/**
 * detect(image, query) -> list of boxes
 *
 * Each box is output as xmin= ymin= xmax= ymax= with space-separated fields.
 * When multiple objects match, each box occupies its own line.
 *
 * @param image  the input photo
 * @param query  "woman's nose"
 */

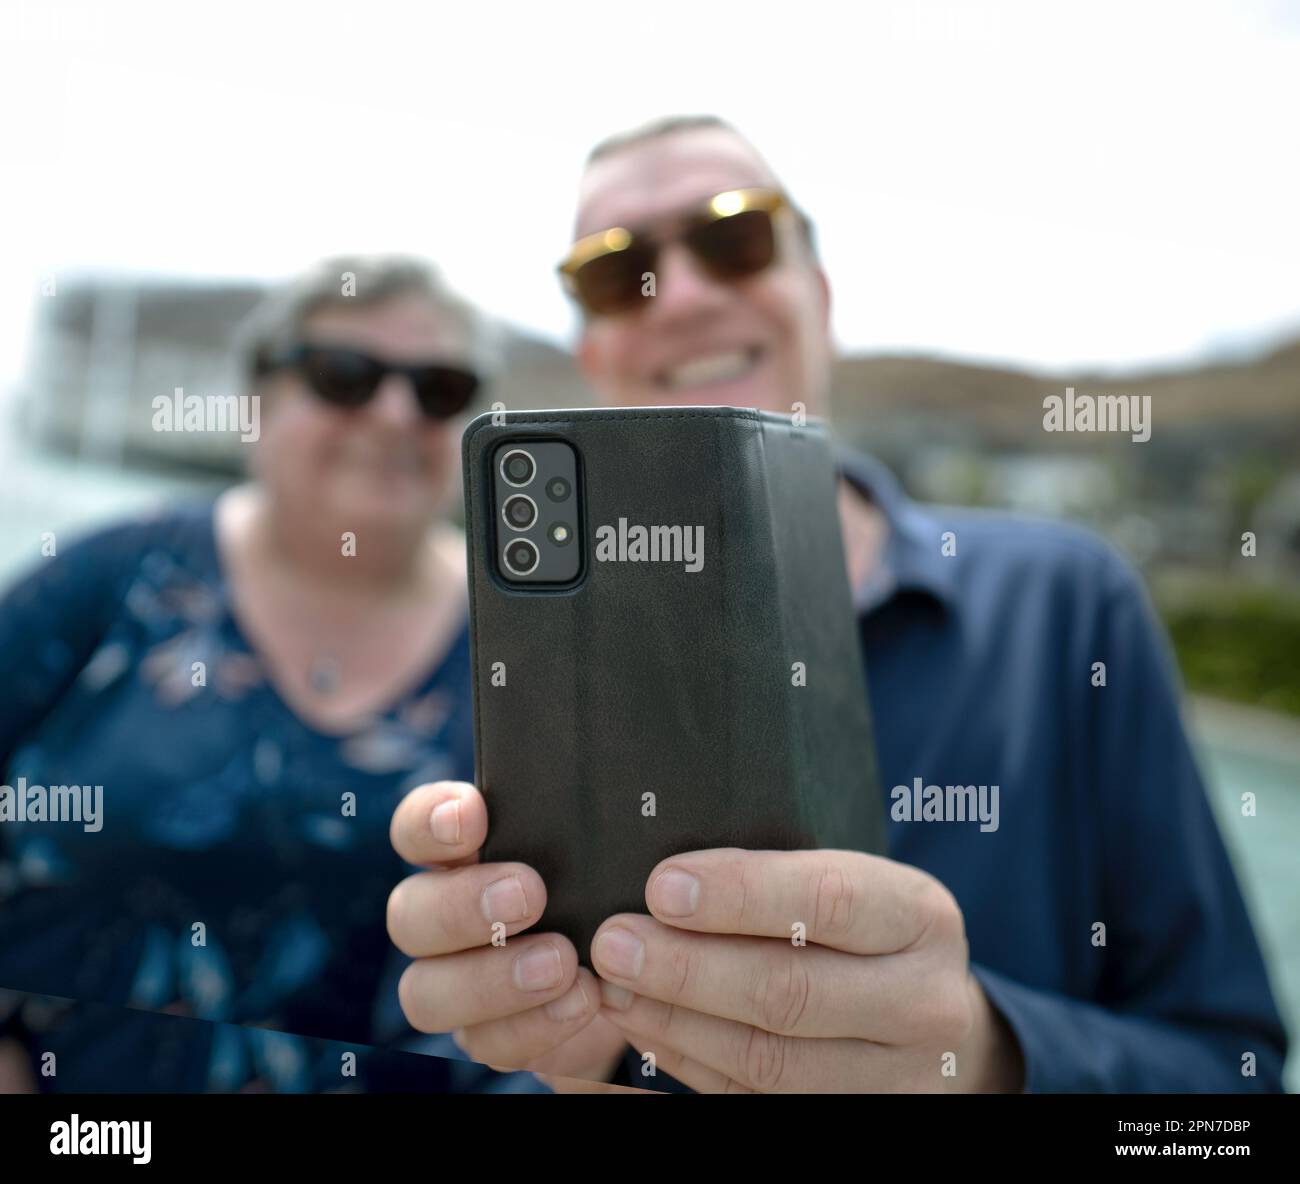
xmin=367 ymin=373 xmax=424 ymax=427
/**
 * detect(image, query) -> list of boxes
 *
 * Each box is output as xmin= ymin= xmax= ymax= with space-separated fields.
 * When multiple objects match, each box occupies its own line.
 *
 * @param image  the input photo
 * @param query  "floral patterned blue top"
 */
xmin=0 ymin=502 xmax=542 ymax=1092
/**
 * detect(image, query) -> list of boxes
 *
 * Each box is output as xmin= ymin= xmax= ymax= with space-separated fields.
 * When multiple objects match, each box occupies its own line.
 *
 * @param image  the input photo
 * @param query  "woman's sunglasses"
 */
xmin=256 ymin=343 xmax=480 ymax=420
xmin=558 ymin=187 xmax=797 ymax=317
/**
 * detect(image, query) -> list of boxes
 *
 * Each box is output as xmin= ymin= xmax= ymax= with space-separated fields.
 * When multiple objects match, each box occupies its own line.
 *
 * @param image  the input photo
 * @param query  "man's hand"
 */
xmin=387 ymin=781 xmax=627 ymax=1086
xmin=590 ymin=848 xmax=1024 ymax=1093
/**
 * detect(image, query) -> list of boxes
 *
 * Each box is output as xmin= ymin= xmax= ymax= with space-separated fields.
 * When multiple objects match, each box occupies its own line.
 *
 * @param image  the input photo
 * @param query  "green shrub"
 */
xmin=1154 ymin=576 xmax=1300 ymax=716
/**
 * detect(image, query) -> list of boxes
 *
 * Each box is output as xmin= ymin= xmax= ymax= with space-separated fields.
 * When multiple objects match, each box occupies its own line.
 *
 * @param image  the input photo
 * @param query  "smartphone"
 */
xmin=463 ymin=406 xmax=885 ymax=963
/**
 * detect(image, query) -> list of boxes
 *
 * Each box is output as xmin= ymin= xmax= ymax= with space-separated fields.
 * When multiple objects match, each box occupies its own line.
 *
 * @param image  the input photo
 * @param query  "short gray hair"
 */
xmin=585 ymin=113 xmax=740 ymax=166
xmin=584 ymin=114 xmax=818 ymax=260
xmin=235 ymin=254 xmax=500 ymax=387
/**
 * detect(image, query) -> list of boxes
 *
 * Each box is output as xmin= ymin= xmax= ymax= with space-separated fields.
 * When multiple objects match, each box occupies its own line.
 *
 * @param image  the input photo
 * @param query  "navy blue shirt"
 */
xmin=619 ymin=451 xmax=1287 ymax=1092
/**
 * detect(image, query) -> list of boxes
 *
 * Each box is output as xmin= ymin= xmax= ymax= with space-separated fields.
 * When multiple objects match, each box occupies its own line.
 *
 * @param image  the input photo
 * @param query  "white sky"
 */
xmin=2 ymin=0 xmax=1298 ymax=385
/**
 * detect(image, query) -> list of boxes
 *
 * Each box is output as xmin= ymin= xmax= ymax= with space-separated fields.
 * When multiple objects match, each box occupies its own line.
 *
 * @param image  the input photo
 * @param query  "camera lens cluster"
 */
xmin=498 ymin=449 xmax=573 ymax=577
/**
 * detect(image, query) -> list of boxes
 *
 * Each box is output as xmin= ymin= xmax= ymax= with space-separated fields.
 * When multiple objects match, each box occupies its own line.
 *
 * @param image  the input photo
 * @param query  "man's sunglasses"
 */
xmin=255 ymin=343 xmax=480 ymax=420
xmin=558 ymin=187 xmax=797 ymax=317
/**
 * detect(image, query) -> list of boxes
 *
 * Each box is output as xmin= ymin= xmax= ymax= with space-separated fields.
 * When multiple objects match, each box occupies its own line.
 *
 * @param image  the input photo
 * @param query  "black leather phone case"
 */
xmin=463 ymin=406 xmax=885 ymax=964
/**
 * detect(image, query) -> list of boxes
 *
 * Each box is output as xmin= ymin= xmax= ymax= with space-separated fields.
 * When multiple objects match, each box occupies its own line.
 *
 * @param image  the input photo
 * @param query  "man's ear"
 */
xmin=812 ymin=264 xmax=832 ymax=332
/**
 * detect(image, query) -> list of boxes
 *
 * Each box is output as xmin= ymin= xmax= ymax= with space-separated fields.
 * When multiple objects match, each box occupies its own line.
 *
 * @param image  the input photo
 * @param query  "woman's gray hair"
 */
xmin=234 ymin=254 xmax=500 ymax=388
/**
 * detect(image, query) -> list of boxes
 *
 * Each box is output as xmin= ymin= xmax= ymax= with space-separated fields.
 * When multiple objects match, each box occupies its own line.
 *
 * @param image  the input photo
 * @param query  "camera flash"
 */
xmin=550 ymin=524 xmax=569 ymax=544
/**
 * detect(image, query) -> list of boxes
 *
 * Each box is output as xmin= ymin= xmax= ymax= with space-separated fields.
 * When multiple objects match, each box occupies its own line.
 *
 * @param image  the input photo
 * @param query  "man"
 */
xmin=386 ymin=116 xmax=1287 ymax=1092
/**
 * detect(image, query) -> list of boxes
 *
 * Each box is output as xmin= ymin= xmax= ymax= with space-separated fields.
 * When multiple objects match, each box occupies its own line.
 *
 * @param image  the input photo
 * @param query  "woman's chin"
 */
xmin=324 ymin=479 xmax=440 ymax=535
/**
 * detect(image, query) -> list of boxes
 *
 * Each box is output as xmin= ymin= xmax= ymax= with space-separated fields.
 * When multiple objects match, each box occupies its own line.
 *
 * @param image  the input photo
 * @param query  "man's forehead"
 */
xmin=574 ymin=128 xmax=779 ymax=238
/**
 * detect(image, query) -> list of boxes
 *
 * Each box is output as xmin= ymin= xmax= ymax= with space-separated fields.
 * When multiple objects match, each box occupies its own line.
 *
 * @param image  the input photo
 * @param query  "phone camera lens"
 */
xmin=501 ymin=449 xmax=535 ymax=487
xmin=545 ymin=477 xmax=571 ymax=502
xmin=502 ymin=494 xmax=537 ymax=532
xmin=503 ymin=538 xmax=540 ymax=576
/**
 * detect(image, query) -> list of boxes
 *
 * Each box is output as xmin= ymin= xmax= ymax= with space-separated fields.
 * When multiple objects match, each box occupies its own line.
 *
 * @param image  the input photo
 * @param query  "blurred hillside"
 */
xmin=834 ymin=341 xmax=1300 ymax=439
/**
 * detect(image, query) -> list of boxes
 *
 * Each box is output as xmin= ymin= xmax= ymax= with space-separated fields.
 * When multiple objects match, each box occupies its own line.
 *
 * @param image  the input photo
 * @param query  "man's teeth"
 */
xmin=664 ymin=350 xmax=756 ymax=389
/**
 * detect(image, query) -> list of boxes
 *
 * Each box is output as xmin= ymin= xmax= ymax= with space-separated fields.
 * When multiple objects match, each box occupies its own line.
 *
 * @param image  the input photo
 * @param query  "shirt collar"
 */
xmin=832 ymin=445 xmax=958 ymax=617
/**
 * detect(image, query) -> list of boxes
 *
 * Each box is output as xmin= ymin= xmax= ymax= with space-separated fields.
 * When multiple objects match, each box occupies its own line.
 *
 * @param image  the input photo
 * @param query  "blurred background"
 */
xmin=0 ymin=0 xmax=1296 ymax=1087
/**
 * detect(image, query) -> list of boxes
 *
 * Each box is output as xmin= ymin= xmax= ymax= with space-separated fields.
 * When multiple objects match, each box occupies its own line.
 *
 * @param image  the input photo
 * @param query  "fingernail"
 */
xmin=545 ymin=980 xmax=589 ymax=1022
xmin=594 ymin=927 xmax=645 ymax=980
xmin=481 ymin=875 xmax=528 ymax=924
xmin=431 ymin=799 xmax=461 ymax=844
xmin=599 ymin=980 xmax=635 ymax=1011
xmin=652 ymin=868 xmax=700 ymax=917
xmin=513 ymin=944 xmax=564 ymax=992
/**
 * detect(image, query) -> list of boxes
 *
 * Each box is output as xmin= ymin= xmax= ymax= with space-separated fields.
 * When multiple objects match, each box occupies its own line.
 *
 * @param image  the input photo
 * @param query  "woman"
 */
xmin=0 ymin=256 xmax=538 ymax=1092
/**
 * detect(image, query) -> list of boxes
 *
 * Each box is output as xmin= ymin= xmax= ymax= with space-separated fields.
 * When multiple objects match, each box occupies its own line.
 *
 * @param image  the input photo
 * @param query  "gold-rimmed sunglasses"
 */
xmin=558 ymin=187 xmax=797 ymax=317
